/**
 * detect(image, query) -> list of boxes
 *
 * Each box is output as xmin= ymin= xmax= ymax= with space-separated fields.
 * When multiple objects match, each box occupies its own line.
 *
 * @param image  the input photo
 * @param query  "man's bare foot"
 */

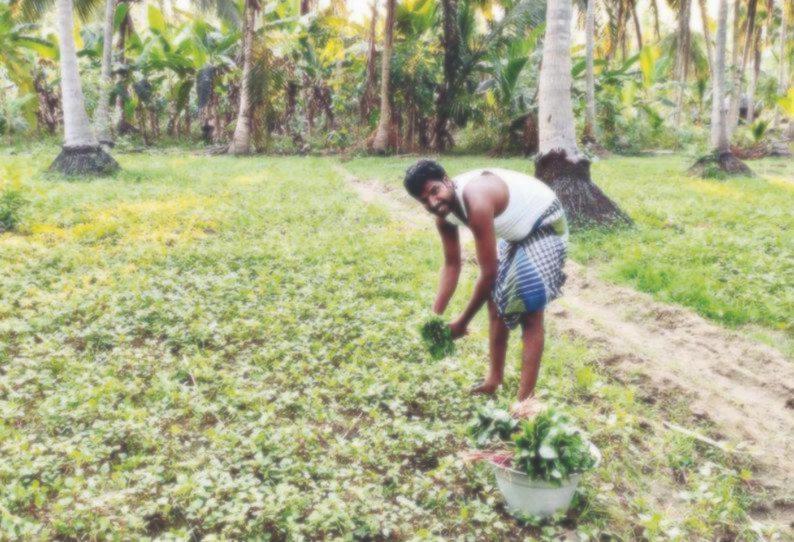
xmin=469 ymin=379 xmax=501 ymax=395
xmin=510 ymin=396 xmax=545 ymax=419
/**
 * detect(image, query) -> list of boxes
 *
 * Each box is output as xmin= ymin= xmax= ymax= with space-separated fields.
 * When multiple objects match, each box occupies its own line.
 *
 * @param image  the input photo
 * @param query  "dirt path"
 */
xmin=336 ymin=165 xmax=794 ymax=525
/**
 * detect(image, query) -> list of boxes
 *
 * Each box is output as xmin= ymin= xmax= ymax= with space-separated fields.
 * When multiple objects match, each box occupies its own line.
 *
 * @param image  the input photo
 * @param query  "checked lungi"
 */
xmin=492 ymin=200 xmax=568 ymax=328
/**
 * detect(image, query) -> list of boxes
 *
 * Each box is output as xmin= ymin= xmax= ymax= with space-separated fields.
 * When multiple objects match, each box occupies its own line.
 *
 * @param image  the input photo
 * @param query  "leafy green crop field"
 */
xmin=344 ymin=154 xmax=794 ymax=352
xmin=0 ymin=149 xmax=783 ymax=539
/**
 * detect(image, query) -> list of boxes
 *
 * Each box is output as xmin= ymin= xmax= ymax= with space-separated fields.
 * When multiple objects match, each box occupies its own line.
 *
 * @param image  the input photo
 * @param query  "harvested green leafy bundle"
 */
xmin=512 ymin=408 xmax=596 ymax=484
xmin=420 ymin=317 xmax=455 ymax=360
xmin=469 ymin=405 xmax=519 ymax=448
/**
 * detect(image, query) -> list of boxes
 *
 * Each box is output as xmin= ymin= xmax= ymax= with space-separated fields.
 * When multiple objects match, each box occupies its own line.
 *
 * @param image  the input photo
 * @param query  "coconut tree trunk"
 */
xmin=615 ymin=0 xmax=626 ymax=60
xmin=115 ymin=13 xmax=135 ymax=135
xmin=650 ymin=0 xmax=661 ymax=41
xmin=728 ymin=0 xmax=757 ymax=134
xmin=630 ymin=0 xmax=642 ymax=51
xmin=433 ymin=0 xmax=461 ymax=151
xmin=371 ymin=0 xmax=395 ymax=153
xmin=360 ymin=0 xmax=378 ymax=121
xmin=712 ymin=0 xmax=730 ymax=152
xmin=726 ymin=0 xmax=741 ymax=130
xmin=228 ymin=0 xmax=256 ymax=155
xmin=93 ymin=0 xmax=115 ymax=146
xmin=50 ymin=0 xmax=118 ymax=174
xmin=772 ymin=0 xmax=788 ymax=130
xmin=698 ymin=0 xmax=715 ymax=75
xmin=584 ymin=0 xmax=597 ymax=143
xmin=674 ymin=0 xmax=692 ymax=125
xmin=746 ymin=24 xmax=762 ymax=122
xmin=535 ymin=0 xmax=629 ymax=228
xmin=689 ymin=0 xmax=751 ymax=175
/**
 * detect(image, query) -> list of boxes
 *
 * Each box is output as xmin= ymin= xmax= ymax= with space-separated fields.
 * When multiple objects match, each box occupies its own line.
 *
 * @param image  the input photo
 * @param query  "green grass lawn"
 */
xmin=343 ymin=154 xmax=794 ymax=350
xmin=0 ymin=148 xmax=784 ymax=539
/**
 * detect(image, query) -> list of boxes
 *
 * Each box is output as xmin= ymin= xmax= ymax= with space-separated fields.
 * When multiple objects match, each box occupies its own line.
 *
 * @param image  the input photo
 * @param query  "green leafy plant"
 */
xmin=468 ymin=404 xmax=519 ymax=448
xmin=420 ymin=316 xmax=455 ymax=360
xmin=0 ymin=186 xmax=26 ymax=232
xmin=750 ymin=120 xmax=769 ymax=143
xmin=512 ymin=408 xmax=597 ymax=484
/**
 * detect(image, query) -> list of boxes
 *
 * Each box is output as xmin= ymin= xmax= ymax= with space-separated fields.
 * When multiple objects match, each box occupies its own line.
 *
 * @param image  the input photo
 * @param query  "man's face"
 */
xmin=417 ymin=178 xmax=455 ymax=217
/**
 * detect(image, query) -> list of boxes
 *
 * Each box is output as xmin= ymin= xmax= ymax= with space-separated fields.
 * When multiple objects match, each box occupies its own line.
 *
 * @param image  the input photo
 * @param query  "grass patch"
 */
xmin=0 ymin=148 xmax=780 ymax=539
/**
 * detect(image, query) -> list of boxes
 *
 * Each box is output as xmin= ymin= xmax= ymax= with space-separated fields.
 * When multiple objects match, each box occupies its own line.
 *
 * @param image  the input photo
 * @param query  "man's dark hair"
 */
xmin=403 ymin=159 xmax=446 ymax=197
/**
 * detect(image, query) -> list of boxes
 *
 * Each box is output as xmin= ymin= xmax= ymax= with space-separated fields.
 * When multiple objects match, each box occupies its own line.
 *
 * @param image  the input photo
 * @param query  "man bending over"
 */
xmin=404 ymin=160 xmax=568 ymax=412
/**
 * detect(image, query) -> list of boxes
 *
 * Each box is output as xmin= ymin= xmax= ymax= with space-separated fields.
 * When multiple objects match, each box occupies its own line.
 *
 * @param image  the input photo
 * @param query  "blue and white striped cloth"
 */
xmin=492 ymin=200 xmax=568 ymax=328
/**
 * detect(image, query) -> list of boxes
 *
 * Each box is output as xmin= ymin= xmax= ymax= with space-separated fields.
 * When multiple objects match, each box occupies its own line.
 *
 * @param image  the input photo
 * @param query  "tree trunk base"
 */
xmin=117 ymin=119 xmax=137 ymax=135
xmin=688 ymin=151 xmax=753 ymax=178
xmin=535 ymin=149 xmax=631 ymax=229
xmin=366 ymin=123 xmax=399 ymax=155
xmin=49 ymin=146 xmax=119 ymax=176
xmin=227 ymin=143 xmax=252 ymax=156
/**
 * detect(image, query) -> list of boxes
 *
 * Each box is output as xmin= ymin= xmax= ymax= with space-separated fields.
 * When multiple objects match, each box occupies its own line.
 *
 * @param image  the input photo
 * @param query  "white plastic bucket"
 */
xmin=491 ymin=463 xmax=581 ymax=518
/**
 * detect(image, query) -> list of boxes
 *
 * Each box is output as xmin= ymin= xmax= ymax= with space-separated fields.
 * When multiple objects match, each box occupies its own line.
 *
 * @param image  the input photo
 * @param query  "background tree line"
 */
xmin=0 ymin=0 xmax=791 ymax=167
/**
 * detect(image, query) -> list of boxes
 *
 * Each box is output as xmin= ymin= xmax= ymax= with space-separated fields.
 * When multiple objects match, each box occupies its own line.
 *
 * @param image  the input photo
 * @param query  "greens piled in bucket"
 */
xmin=512 ymin=409 xmax=597 ymax=483
xmin=469 ymin=405 xmax=519 ymax=447
xmin=468 ymin=406 xmax=597 ymax=485
xmin=420 ymin=317 xmax=455 ymax=360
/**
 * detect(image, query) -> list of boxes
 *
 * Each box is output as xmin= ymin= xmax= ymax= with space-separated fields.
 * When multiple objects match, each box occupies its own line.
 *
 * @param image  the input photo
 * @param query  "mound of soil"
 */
xmin=688 ymin=151 xmax=753 ymax=177
xmin=535 ymin=149 xmax=631 ymax=229
xmin=49 ymin=145 xmax=119 ymax=175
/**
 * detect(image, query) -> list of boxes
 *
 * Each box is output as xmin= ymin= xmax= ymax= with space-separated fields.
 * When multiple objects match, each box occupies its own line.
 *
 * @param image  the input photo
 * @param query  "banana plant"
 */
xmin=111 ymin=5 xmax=239 ymax=141
xmin=0 ymin=2 xmax=57 ymax=128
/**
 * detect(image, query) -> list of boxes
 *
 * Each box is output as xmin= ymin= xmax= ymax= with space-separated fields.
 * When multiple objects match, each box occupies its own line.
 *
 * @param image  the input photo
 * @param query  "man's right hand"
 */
xmin=449 ymin=318 xmax=468 ymax=339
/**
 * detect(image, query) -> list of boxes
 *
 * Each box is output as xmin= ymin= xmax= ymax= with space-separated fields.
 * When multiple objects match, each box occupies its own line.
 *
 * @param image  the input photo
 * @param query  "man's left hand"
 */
xmin=449 ymin=318 xmax=468 ymax=339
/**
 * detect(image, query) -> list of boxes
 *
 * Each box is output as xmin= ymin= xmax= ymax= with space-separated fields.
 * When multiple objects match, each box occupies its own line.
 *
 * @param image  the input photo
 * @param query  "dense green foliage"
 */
xmin=420 ymin=316 xmax=456 ymax=360
xmin=468 ymin=404 xmax=519 ymax=448
xmin=0 ymin=185 xmax=26 ymax=232
xmin=0 ymin=148 xmax=784 ymax=539
xmin=511 ymin=409 xmax=597 ymax=484
xmin=1 ymin=0 xmax=791 ymax=154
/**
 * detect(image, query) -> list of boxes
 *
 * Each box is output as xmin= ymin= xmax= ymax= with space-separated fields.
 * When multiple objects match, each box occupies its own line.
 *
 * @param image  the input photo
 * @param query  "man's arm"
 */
xmin=433 ymin=217 xmax=461 ymax=314
xmin=450 ymin=194 xmax=497 ymax=337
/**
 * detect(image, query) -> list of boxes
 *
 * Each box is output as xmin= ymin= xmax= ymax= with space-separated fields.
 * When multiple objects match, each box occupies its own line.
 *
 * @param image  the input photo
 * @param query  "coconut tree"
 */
xmin=673 ymin=0 xmax=692 ymax=125
xmin=50 ymin=0 xmax=118 ymax=174
xmin=432 ymin=0 xmax=546 ymax=151
xmin=93 ymin=0 xmax=114 ymax=145
xmin=370 ymin=0 xmax=395 ymax=153
xmin=583 ymin=0 xmax=597 ymax=144
xmin=359 ymin=0 xmax=378 ymax=121
xmin=433 ymin=0 xmax=461 ymax=151
xmin=650 ymin=0 xmax=661 ymax=41
xmin=689 ymin=0 xmax=751 ymax=175
xmin=227 ymin=0 xmax=258 ymax=155
xmin=772 ymin=0 xmax=789 ymax=130
xmin=534 ymin=0 xmax=628 ymax=227
xmin=698 ymin=0 xmax=714 ymax=74
xmin=727 ymin=0 xmax=757 ymax=134
xmin=629 ymin=0 xmax=642 ymax=50
xmin=745 ymin=22 xmax=762 ymax=122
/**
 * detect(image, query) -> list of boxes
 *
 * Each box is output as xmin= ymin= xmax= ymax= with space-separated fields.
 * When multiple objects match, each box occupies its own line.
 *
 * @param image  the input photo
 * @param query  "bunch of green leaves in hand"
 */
xmin=468 ymin=405 xmax=519 ymax=448
xmin=420 ymin=316 xmax=456 ymax=360
xmin=512 ymin=408 xmax=596 ymax=484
